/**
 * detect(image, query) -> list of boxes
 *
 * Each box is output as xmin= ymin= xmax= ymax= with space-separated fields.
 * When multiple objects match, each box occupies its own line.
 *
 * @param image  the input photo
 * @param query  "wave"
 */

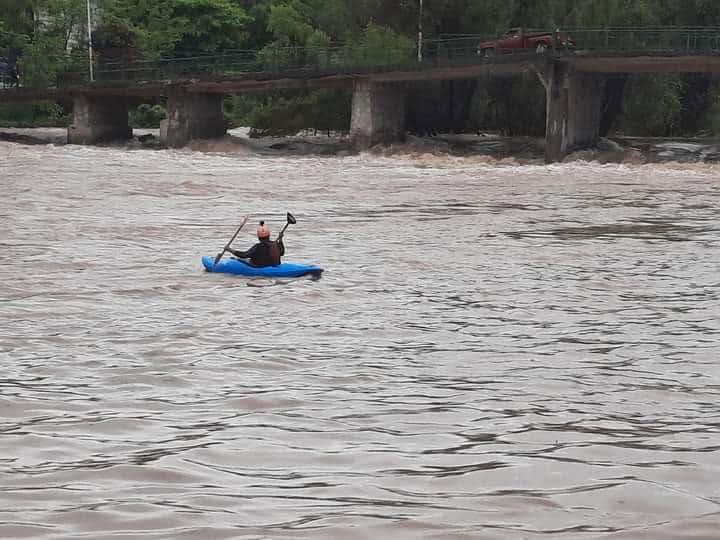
xmin=3 ymin=127 xmax=720 ymax=168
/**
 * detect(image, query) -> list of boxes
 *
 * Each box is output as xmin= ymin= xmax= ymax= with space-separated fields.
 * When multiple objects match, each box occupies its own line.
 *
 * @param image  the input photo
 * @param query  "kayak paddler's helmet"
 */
xmin=257 ymin=221 xmax=271 ymax=240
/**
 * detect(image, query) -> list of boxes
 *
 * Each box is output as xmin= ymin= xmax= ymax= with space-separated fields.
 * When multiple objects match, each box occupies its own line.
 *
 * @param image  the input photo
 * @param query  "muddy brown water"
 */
xmin=1 ymin=140 xmax=719 ymax=539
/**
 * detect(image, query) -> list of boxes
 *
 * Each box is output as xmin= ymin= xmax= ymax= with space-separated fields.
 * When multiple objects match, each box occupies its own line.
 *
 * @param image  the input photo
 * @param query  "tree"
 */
xmin=267 ymin=2 xmax=315 ymax=46
xmin=99 ymin=0 xmax=252 ymax=57
xmin=346 ymin=24 xmax=415 ymax=66
xmin=42 ymin=0 xmax=87 ymax=50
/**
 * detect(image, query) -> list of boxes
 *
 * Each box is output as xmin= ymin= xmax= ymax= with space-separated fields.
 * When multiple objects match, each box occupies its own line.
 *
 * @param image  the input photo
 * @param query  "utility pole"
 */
xmin=417 ymin=0 xmax=424 ymax=62
xmin=86 ymin=0 xmax=94 ymax=81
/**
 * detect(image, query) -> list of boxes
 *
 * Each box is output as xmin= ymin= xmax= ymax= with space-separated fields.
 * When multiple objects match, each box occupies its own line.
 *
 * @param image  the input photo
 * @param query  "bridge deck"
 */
xmin=0 ymin=53 xmax=544 ymax=101
xmin=3 ymin=48 xmax=720 ymax=102
xmin=566 ymin=53 xmax=720 ymax=73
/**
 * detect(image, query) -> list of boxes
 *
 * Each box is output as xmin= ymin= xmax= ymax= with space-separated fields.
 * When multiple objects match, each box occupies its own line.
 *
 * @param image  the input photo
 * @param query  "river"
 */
xmin=1 ymin=138 xmax=719 ymax=539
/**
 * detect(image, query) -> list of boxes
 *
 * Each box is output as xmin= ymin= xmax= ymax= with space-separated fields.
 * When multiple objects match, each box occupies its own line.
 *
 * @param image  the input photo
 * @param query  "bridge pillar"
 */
xmin=161 ymin=91 xmax=226 ymax=148
xmin=545 ymin=63 xmax=605 ymax=163
xmin=350 ymin=80 xmax=406 ymax=149
xmin=68 ymin=95 xmax=132 ymax=145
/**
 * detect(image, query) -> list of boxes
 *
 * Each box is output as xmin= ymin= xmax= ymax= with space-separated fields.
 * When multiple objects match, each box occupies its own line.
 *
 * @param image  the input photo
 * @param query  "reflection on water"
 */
xmin=1 ymin=141 xmax=719 ymax=539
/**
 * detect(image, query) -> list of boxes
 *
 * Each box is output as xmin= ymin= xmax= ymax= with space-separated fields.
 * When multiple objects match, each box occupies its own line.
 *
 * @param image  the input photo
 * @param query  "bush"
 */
xmin=616 ymin=75 xmax=684 ymax=136
xmin=227 ymin=90 xmax=350 ymax=137
xmin=224 ymin=95 xmax=256 ymax=128
xmin=129 ymin=104 xmax=166 ymax=128
xmin=345 ymin=24 xmax=415 ymax=67
xmin=0 ymin=101 xmax=69 ymax=127
xmin=696 ymin=83 xmax=720 ymax=136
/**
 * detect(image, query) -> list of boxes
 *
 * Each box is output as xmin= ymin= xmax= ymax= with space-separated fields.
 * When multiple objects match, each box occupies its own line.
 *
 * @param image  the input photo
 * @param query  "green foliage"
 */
xmin=100 ymin=0 xmax=251 ymax=57
xmin=42 ymin=0 xmax=88 ymax=49
xmin=346 ymin=24 xmax=415 ymax=67
xmin=305 ymin=30 xmax=333 ymax=66
xmin=173 ymin=0 xmax=251 ymax=51
xmin=267 ymin=2 xmax=314 ymax=45
xmin=224 ymin=94 xmax=256 ymax=127
xmin=705 ymin=97 xmax=720 ymax=136
xmin=129 ymin=103 xmax=167 ymax=128
xmin=227 ymin=89 xmax=350 ymax=136
xmin=18 ymin=37 xmax=63 ymax=88
xmin=0 ymin=20 xmax=28 ymax=59
xmin=0 ymin=101 xmax=68 ymax=127
xmin=0 ymin=0 xmax=34 ymax=41
xmin=617 ymin=75 xmax=685 ymax=136
xmin=568 ymin=0 xmax=659 ymax=27
xmin=256 ymin=42 xmax=293 ymax=69
xmin=4 ymin=0 xmax=720 ymax=136
xmin=306 ymin=29 xmax=331 ymax=50
xmin=470 ymin=75 xmax=547 ymax=136
xmin=258 ymin=2 xmax=334 ymax=69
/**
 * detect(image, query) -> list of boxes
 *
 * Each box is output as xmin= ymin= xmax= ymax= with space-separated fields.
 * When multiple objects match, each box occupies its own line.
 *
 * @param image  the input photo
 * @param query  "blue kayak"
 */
xmin=202 ymin=256 xmax=323 ymax=278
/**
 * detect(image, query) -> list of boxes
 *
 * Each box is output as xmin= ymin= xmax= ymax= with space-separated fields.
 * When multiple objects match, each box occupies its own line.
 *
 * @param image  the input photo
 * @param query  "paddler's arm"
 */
xmin=227 ymin=245 xmax=255 ymax=259
xmin=277 ymin=239 xmax=285 ymax=256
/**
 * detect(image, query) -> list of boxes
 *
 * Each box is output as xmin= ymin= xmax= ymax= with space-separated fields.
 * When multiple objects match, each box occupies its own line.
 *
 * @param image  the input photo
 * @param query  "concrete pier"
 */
xmin=161 ymin=92 xmax=226 ymax=148
xmin=68 ymin=95 xmax=132 ymax=144
xmin=544 ymin=63 xmax=605 ymax=163
xmin=350 ymin=80 xmax=406 ymax=149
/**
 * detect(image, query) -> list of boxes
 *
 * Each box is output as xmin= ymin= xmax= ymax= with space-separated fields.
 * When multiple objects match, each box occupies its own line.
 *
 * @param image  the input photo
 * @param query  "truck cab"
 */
xmin=478 ymin=28 xmax=573 ymax=57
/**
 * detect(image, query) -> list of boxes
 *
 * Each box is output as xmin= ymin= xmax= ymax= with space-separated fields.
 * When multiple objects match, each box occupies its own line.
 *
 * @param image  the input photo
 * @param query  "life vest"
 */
xmin=250 ymin=240 xmax=281 ymax=267
xmin=267 ymin=241 xmax=281 ymax=266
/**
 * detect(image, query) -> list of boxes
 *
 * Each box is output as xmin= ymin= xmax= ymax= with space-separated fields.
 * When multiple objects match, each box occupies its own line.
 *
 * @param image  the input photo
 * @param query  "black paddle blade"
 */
xmin=212 ymin=251 xmax=224 ymax=267
xmin=286 ymin=212 xmax=297 ymax=225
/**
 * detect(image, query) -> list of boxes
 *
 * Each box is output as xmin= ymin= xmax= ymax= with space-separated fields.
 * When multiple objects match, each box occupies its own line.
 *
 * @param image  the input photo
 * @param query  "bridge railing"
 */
xmin=6 ymin=27 xmax=720 ymax=91
xmin=94 ymin=46 xmax=369 ymax=82
xmin=93 ymin=43 xmax=437 ymax=83
xmin=434 ymin=28 xmax=720 ymax=54
xmin=90 ymin=37 xmax=540 ymax=85
xmin=560 ymin=27 xmax=720 ymax=53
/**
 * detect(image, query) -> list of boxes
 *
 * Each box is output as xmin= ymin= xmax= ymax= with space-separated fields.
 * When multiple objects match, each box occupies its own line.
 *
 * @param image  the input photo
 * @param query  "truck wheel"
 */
xmin=536 ymin=43 xmax=548 ymax=54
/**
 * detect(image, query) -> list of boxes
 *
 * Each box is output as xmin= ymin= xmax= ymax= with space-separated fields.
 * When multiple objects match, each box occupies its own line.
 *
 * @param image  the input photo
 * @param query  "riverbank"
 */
xmin=2 ymin=126 xmax=720 ymax=164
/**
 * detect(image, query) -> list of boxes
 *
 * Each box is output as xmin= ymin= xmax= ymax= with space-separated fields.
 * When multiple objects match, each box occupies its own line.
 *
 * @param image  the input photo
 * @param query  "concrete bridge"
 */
xmin=3 ymin=28 xmax=720 ymax=162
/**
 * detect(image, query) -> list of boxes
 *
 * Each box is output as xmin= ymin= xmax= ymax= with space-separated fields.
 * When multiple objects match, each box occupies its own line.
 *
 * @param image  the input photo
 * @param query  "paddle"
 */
xmin=277 ymin=212 xmax=297 ymax=241
xmin=213 ymin=216 xmax=249 ymax=267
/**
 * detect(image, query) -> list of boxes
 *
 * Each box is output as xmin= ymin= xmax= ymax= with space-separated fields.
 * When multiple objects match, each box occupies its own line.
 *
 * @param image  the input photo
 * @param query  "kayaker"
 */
xmin=226 ymin=221 xmax=285 ymax=267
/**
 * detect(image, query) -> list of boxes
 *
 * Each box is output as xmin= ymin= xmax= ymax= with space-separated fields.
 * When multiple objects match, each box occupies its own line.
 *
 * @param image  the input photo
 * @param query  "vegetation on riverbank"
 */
xmin=0 ymin=102 xmax=69 ymax=128
xmin=3 ymin=0 xmax=720 ymax=136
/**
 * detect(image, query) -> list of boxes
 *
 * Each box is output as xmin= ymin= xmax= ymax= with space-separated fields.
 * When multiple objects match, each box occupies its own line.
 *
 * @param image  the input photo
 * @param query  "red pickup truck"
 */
xmin=477 ymin=28 xmax=574 ymax=57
